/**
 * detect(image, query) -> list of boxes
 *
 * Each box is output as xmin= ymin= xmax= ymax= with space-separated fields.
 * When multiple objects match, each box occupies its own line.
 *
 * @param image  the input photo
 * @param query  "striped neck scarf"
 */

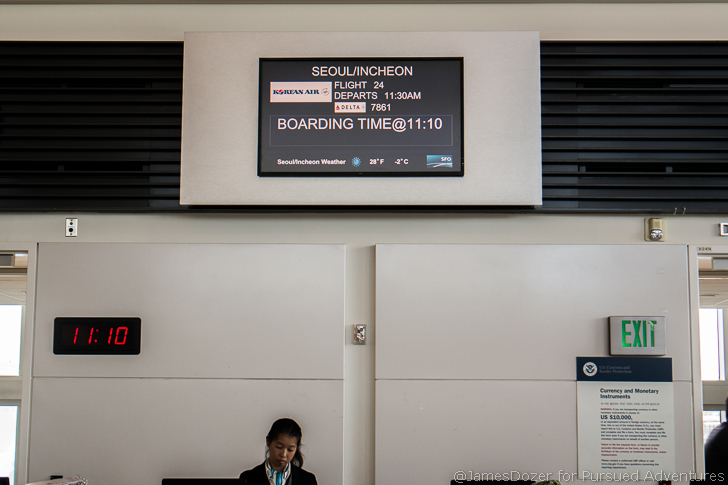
xmin=265 ymin=459 xmax=291 ymax=485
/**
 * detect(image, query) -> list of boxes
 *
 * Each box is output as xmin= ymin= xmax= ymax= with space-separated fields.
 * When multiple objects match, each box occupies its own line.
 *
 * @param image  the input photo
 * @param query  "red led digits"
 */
xmin=115 ymin=327 xmax=128 ymax=345
xmin=72 ymin=326 xmax=129 ymax=346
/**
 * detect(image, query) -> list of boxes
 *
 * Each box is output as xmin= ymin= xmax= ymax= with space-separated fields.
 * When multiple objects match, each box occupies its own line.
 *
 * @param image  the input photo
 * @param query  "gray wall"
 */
xmin=2 ymin=2 xmax=728 ymax=484
xmin=20 ymin=233 xmax=703 ymax=485
xmin=0 ymin=213 xmax=719 ymax=485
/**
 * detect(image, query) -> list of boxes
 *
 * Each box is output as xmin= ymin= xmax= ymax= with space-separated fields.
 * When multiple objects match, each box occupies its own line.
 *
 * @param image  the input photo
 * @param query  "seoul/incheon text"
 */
xmin=312 ymin=65 xmax=413 ymax=77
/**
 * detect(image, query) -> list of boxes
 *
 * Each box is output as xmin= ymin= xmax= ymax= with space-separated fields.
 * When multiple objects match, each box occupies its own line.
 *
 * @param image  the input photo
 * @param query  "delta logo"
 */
xmin=334 ymin=102 xmax=366 ymax=113
xmin=270 ymin=82 xmax=332 ymax=103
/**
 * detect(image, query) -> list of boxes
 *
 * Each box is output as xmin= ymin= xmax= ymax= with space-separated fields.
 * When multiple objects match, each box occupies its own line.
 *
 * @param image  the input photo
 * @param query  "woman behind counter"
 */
xmin=240 ymin=418 xmax=319 ymax=485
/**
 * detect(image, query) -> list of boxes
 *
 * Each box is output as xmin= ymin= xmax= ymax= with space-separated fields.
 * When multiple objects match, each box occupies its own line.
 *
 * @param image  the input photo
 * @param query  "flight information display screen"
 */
xmin=258 ymin=57 xmax=464 ymax=177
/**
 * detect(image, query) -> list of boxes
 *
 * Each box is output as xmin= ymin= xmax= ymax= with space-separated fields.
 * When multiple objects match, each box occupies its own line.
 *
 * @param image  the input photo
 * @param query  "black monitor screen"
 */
xmin=258 ymin=57 xmax=464 ymax=177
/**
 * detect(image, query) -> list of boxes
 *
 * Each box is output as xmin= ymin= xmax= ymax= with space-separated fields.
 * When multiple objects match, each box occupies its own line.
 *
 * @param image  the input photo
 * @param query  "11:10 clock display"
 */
xmin=53 ymin=317 xmax=142 ymax=355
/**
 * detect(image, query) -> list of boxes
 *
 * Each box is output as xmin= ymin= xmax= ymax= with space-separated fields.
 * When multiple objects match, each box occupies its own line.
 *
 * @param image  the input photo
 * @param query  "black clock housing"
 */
xmin=53 ymin=317 xmax=142 ymax=355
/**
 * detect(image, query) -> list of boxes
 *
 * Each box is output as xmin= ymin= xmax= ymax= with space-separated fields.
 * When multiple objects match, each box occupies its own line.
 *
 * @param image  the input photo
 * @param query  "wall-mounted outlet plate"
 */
xmin=644 ymin=218 xmax=665 ymax=242
xmin=354 ymin=324 xmax=366 ymax=345
xmin=65 ymin=218 xmax=78 ymax=237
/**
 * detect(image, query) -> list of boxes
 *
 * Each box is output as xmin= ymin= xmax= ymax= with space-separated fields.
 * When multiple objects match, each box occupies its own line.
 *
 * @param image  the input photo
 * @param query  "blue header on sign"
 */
xmin=576 ymin=356 xmax=672 ymax=382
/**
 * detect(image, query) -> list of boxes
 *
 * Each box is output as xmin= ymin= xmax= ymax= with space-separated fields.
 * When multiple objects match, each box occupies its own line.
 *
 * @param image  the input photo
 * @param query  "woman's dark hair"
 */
xmin=266 ymin=418 xmax=305 ymax=467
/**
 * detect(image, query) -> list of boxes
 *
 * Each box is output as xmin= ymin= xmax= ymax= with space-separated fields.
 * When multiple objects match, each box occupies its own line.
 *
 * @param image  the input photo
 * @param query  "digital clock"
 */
xmin=53 ymin=317 xmax=142 ymax=355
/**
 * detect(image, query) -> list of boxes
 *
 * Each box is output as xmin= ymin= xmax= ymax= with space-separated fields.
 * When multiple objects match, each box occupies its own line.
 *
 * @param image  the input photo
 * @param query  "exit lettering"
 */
xmin=621 ymin=320 xmax=656 ymax=348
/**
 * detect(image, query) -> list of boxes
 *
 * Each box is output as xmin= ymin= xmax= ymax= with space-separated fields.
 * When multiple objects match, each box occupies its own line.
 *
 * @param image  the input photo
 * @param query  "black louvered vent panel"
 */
xmin=541 ymin=41 xmax=728 ymax=212
xmin=2 ymin=42 xmax=728 ymax=212
xmin=0 ymin=42 xmax=183 ymax=210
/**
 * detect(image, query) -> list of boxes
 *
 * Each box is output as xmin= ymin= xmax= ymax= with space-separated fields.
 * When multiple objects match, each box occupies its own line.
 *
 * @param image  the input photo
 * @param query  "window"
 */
xmin=703 ymin=410 xmax=726 ymax=444
xmin=0 ymin=406 xmax=17 ymax=484
xmin=0 ymin=252 xmax=29 ymax=485
xmin=698 ymin=252 xmax=728 ymax=475
xmin=0 ymin=306 xmax=23 ymax=377
xmin=700 ymin=308 xmax=725 ymax=381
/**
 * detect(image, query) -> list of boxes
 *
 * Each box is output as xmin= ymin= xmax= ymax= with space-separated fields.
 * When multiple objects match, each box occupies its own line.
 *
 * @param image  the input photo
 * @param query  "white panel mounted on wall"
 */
xmin=65 ymin=218 xmax=77 ymax=237
xmin=181 ymin=31 xmax=542 ymax=206
xmin=354 ymin=324 xmax=366 ymax=345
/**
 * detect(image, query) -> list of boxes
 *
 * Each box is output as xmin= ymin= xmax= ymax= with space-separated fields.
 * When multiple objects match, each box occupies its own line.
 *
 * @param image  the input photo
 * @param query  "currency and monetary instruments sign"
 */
xmin=609 ymin=316 xmax=666 ymax=356
xmin=576 ymin=356 xmax=675 ymax=481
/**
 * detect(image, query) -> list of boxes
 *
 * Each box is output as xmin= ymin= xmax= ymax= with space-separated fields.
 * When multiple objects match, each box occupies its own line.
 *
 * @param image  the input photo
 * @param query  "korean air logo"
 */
xmin=273 ymin=89 xmax=322 ymax=95
xmin=270 ymin=82 xmax=332 ymax=103
xmin=583 ymin=362 xmax=598 ymax=377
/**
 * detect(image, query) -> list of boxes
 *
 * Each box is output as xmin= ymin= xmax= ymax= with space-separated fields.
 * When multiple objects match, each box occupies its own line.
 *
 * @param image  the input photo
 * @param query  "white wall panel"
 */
xmin=376 ymin=244 xmax=691 ymax=381
xmin=375 ymin=379 xmax=576 ymax=484
xmin=375 ymin=379 xmax=695 ymax=484
xmin=34 ymin=243 xmax=345 ymax=379
xmin=181 ymin=31 xmax=541 ymax=206
xmin=674 ymin=381 xmax=698 ymax=476
xmin=28 ymin=378 xmax=342 ymax=485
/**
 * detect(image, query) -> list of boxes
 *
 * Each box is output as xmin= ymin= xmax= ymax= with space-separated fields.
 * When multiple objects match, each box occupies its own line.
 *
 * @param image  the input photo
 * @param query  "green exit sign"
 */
xmin=609 ymin=316 xmax=666 ymax=356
